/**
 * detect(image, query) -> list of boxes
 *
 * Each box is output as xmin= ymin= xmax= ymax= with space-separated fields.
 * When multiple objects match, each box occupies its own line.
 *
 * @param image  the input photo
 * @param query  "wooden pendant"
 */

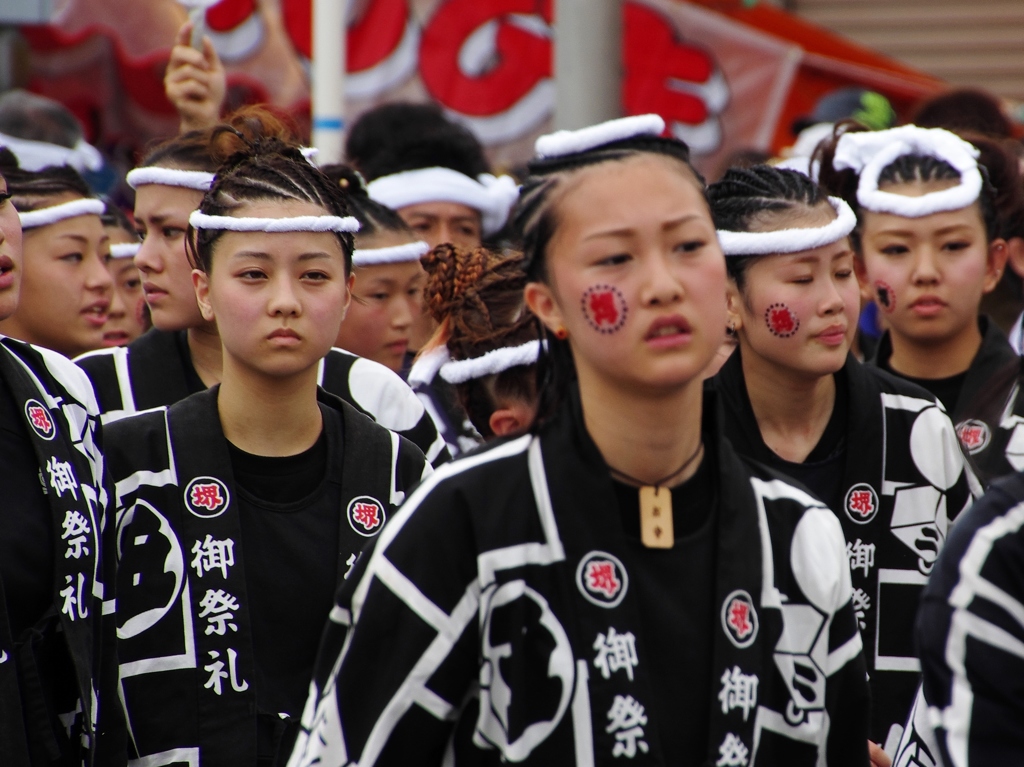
xmin=639 ymin=485 xmax=673 ymax=549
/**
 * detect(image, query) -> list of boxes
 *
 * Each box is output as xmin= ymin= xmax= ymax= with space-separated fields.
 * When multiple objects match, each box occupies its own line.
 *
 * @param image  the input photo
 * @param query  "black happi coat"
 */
xmin=913 ymin=471 xmax=1024 ymax=765
xmin=0 ymin=338 xmax=123 ymax=766
xmin=289 ymin=392 xmax=870 ymax=767
xmin=76 ymin=328 xmax=448 ymax=465
xmin=874 ymin=317 xmax=1023 ymax=487
xmin=103 ymin=386 xmax=428 ymax=766
xmin=407 ymin=346 xmax=482 ymax=457
xmin=712 ymin=351 xmax=975 ymax=746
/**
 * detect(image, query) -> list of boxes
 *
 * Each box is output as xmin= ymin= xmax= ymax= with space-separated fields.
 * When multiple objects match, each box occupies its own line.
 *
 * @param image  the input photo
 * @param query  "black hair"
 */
xmin=510 ymin=131 xmax=707 ymax=428
xmin=423 ymin=244 xmax=539 ymax=438
xmin=319 ymin=163 xmax=413 ymax=240
xmin=186 ymin=110 xmax=355 ymax=274
xmin=0 ymin=160 xmax=92 ymax=212
xmin=0 ymin=90 xmax=83 ymax=148
xmin=815 ymin=123 xmax=1006 ymax=249
xmin=101 ymin=198 xmax=136 ymax=238
xmin=707 ymin=165 xmax=830 ymax=290
xmin=345 ymin=102 xmax=489 ymax=182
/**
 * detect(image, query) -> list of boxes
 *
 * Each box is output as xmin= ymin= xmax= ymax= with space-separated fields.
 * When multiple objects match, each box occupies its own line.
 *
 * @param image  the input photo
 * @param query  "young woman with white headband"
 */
xmin=0 ymin=163 xmax=124 ymax=764
xmin=818 ymin=125 xmax=1024 ymax=486
xmin=425 ymin=244 xmax=540 ymax=439
xmin=101 ymin=119 xmax=429 ymax=767
xmin=706 ymin=164 xmax=974 ymax=764
xmin=291 ymin=115 xmax=869 ymax=767
xmin=0 ymin=160 xmax=113 ymax=357
xmin=76 ymin=111 xmax=447 ymax=465
xmin=322 ymin=165 xmax=430 ymax=374
xmin=99 ymin=200 xmax=148 ymax=346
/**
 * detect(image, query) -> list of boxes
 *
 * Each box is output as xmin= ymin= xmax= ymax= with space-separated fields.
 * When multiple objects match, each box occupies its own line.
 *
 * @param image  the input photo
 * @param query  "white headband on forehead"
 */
xmin=0 ymin=131 xmax=103 ymax=173
xmin=833 ymin=125 xmax=983 ymax=218
xmin=18 ymin=198 xmax=105 ymax=230
xmin=188 ymin=211 xmax=360 ymax=233
xmin=439 ymin=340 xmax=542 ymax=384
xmin=534 ymin=114 xmax=666 ymax=160
xmin=717 ymin=196 xmax=857 ymax=257
xmin=126 ymin=167 xmax=214 ymax=191
xmin=367 ymin=168 xmax=519 ymax=237
xmin=109 ymin=243 xmax=140 ymax=259
xmin=352 ymin=240 xmax=429 ymax=267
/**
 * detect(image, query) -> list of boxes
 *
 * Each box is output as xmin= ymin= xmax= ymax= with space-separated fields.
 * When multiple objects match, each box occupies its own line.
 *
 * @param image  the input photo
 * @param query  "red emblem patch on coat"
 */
xmin=24 ymin=400 xmax=55 ymax=441
xmin=956 ymin=419 xmax=990 ymax=455
xmin=576 ymin=551 xmax=628 ymax=608
xmin=764 ymin=303 xmax=799 ymax=338
xmin=347 ymin=496 xmax=386 ymax=537
xmin=581 ymin=285 xmax=628 ymax=334
xmin=184 ymin=477 xmax=230 ymax=518
xmin=721 ymin=589 xmax=758 ymax=648
xmin=844 ymin=483 xmax=879 ymax=525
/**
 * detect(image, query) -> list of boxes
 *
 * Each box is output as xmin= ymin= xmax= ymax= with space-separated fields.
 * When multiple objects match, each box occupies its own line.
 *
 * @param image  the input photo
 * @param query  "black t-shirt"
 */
xmin=879 ymin=359 xmax=966 ymax=415
xmin=227 ymin=405 xmax=340 ymax=765
xmin=757 ymin=370 xmax=849 ymax=512
xmin=612 ymin=449 xmax=717 ymax=766
xmin=0 ymin=371 xmax=54 ymax=638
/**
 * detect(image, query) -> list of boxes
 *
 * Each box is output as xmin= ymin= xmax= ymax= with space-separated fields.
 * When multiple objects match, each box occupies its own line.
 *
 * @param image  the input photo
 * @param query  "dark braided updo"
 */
xmin=186 ymin=109 xmax=355 ymax=274
xmin=423 ymin=244 xmax=539 ymax=438
xmin=815 ymin=122 xmax=1008 ymax=248
xmin=707 ymin=165 xmax=831 ymax=290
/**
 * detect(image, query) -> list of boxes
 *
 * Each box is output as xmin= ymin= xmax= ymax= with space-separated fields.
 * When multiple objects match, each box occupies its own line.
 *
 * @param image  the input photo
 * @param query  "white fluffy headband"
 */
xmin=833 ymin=125 xmax=982 ymax=218
xmin=189 ymin=211 xmax=360 ymax=233
xmin=534 ymin=114 xmax=666 ymax=159
xmin=367 ymin=168 xmax=519 ymax=237
xmin=19 ymin=198 xmax=105 ymax=230
xmin=439 ymin=340 xmax=542 ymax=384
xmin=0 ymin=131 xmax=103 ymax=173
xmin=126 ymin=167 xmax=215 ymax=191
xmin=717 ymin=197 xmax=856 ymax=257
xmin=352 ymin=240 xmax=429 ymax=267
xmin=109 ymin=243 xmax=140 ymax=259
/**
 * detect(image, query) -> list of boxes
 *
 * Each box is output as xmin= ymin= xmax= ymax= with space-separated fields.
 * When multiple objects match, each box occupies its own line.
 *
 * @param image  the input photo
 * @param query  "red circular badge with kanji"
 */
xmin=956 ymin=419 xmax=990 ymax=455
xmin=24 ymin=399 xmax=56 ymax=441
xmin=347 ymin=496 xmax=386 ymax=537
xmin=764 ymin=303 xmax=799 ymax=338
xmin=581 ymin=285 xmax=628 ymax=334
xmin=844 ymin=483 xmax=879 ymax=525
xmin=576 ymin=551 xmax=628 ymax=608
xmin=721 ymin=589 xmax=758 ymax=648
xmin=184 ymin=477 xmax=230 ymax=518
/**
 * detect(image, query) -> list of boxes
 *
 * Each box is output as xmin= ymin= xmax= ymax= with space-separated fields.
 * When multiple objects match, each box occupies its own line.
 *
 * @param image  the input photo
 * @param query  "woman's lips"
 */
xmin=644 ymin=315 xmax=692 ymax=348
xmin=909 ymin=295 xmax=946 ymax=317
xmin=815 ymin=326 xmax=847 ymax=346
xmin=82 ymin=301 xmax=110 ymax=328
xmin=0 ymin=254 xmax=14 ymax=290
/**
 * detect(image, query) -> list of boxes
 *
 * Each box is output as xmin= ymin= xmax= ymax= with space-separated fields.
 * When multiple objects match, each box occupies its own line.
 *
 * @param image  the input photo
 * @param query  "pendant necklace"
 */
xmin=608 ymin=441 xmax=704 ymax=549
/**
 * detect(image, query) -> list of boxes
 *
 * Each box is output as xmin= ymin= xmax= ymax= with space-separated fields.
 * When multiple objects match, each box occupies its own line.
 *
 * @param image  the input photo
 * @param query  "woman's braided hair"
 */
xmin=0 ymin=149 xmax=92 ymax=212
xmin=186 ymin=107 xmax=355 ymax=274
xmin=814 ymin=121 xmax=1010 ymax=249
xmin=707 ymin=164 xmax=830 ymax=290
xmin=423 ymin=244 xmax=539 ymax=438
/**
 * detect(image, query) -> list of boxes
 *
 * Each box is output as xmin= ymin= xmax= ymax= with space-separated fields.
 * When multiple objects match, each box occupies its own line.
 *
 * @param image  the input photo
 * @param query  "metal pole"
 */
xmin=553 ymin=0 xmax=622 ymax=130
xmin=311 ymin=0 xmax=346 ymax=162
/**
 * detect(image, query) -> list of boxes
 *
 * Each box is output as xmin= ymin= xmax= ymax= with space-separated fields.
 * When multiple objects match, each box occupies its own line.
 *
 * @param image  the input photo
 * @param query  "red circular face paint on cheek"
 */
xmin=581 ymin=284 xmax=628 ymax=334
xmin=764 ymin=303 xmax=800 ymax=338
xmin=874 ymin=281 xmax=896 ymax=314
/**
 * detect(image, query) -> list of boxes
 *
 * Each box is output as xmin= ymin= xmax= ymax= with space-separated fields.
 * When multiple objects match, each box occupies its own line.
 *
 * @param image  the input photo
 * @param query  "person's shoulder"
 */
xmin=931 ymin=473 xmax=1024 ymax=590
xmin=856 ymin=359 xmax=942 ymax=404
xmin=326 ymin=348 xmax=426 ymax=429
xmin=3 ymin=338 xmax=100 ymax=410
